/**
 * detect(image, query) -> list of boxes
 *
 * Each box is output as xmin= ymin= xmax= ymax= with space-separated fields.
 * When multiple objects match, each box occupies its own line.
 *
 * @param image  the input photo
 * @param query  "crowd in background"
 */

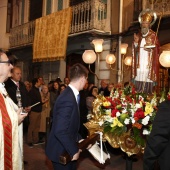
xmin=5 ymin=65 xmax=117 ymax=147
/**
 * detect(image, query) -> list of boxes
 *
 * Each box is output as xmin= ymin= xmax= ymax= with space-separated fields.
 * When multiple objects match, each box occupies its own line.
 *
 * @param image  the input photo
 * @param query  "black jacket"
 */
xmin=28 ymin=86 xmax=42 ymax=112
xmin=5 ymin=78 xmax=30 ymax=107
xmin=143 ymin=100 xmax=170 ymax=170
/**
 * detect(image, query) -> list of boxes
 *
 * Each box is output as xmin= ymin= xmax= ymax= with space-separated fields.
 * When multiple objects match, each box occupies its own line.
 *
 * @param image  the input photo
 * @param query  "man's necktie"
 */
xmin=77 ymin=94 xmax=80 ymax=105
xmin=16 ymin=82 xmax=20 ymax=89
xmin=16 ymin=82 xmax=22 ymax=108
xmin=0 ymin=93 xmax=13 ymax=169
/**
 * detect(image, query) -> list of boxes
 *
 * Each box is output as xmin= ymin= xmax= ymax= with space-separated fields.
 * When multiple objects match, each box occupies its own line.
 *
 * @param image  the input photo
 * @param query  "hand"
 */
xmin=71 ymin=149 xmax=82 ymax=161
xmin=78 ymin=139 xmax=84 ymax=143
xmin=24 ymin=106 xmax=31 ymax=112
xmin=17 ymin=108 xmax=28 ymax=125
xmin=86 ymin=144 xmax=92 ymax=150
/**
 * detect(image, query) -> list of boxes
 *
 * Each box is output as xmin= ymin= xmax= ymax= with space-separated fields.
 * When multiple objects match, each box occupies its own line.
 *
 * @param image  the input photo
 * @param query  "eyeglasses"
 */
xmin=0 ymin=60 xmax=13 ymax=66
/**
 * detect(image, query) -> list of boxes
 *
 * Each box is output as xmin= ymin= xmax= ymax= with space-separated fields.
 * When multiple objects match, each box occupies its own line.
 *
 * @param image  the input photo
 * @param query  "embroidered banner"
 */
xmin=33 ymin=7 xmax=72 ymax=62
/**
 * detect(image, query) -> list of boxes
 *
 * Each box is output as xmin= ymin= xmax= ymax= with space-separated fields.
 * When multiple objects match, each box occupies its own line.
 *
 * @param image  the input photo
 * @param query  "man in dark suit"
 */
xmin=5 ymin=66 xmax=30 ymax=108
xmin=46 ymin=63 xmax=89 ymax=170
xmin=143 ymin=99 xmax=170 ymax=170
xmin=5 ymin=66 xmax=31 ymax=131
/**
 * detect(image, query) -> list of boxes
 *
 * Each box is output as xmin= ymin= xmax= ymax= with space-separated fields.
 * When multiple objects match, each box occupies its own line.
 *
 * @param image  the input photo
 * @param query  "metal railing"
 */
xmin=9 ymin=0 xmax=107 ymax=48
xmin=70 ymin=0 xmax=106 ymax=34
xmin=143 ymin=0 xmax=170 ymax=16
xmin=9 ymin=21 xmax=35 ymax=48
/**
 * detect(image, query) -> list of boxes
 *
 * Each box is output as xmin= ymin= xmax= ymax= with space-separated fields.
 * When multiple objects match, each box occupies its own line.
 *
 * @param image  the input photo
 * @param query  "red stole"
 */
xmin=0 ymin=93 xmax=13 ymax=170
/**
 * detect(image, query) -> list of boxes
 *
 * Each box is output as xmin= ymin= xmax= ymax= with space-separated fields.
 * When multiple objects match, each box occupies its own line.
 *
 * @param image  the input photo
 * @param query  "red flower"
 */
xmin=132 ymin=87 xmax=136 ymax=95
xmin=167 ymin=94 xmax=170 ymax=100
xmin=111 ymin=109 xmax=119 ymax=117
xmin=134 ymin=108 xmax=145 ymax=119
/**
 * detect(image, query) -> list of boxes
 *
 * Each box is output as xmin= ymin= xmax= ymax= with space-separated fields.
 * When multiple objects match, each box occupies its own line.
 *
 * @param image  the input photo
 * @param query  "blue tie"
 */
xmin=77 ymin=94 xmax=80 ymax=105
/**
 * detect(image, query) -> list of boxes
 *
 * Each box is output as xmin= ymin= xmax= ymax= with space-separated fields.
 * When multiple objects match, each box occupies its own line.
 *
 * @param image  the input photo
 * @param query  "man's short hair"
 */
xmin=6 ymin=51 xmax=18 ymax=66
xmin=32 ymin=78 xmax=38 ymax=86
xmin=69 ymin=63 xmax=88 ymax=81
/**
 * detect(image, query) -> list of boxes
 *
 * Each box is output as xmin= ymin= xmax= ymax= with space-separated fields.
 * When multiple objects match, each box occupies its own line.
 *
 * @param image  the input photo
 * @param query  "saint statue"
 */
xmin=131 ymin=9 xmax=160 ymax=94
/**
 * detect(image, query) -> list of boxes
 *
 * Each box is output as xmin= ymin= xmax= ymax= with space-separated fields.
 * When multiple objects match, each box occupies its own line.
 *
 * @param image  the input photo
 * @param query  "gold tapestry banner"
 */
xmin=33 ymin=7 xmax=72 ymax=62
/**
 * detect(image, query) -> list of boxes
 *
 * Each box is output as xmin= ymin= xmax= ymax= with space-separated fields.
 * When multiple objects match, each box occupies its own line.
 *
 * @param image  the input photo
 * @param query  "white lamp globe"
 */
xmin=159 ymin=51 xmax=170 ymax=68
xmin=106 ymin=54 xmax=116 ymax=64
xmin=120 ymin=43 xmax=128 ymax=55
xmin=92 ymin=39 xmax=104 ymax=53
xmin=82 ymin=50 xmax=96 ymax=64
xmin=124 ymin=56 xmax=132 ymax=66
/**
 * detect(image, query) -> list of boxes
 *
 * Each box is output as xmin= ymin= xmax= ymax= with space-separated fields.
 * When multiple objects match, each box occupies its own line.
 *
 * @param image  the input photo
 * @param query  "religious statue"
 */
xmin=131 ymin=9 xmax=160 ymax=94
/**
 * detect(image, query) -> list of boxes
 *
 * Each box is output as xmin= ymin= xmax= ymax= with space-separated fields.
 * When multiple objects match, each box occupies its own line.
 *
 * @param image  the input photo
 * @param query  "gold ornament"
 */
xmin=119 ymin=130 xmax=141 ymax=157
xmin=104 ymin=132 xmax=120 ymax=148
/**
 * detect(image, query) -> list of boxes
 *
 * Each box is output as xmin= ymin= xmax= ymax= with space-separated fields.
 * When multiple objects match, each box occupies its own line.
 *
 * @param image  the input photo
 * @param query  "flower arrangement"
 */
xmin=86 ymin=85 xmax=170 ymax=155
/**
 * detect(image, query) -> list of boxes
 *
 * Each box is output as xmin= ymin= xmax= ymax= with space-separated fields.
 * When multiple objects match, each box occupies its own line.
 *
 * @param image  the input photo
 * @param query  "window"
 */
xmin=58 ymin=0 xmax=63 ymax=11
xmin=29 ymin=0 xmax=43 ymax=21
xmin=46 ymin=0 xmax=52 ymax=15
xmin=70 ymin=0 xmax=86 ymax=6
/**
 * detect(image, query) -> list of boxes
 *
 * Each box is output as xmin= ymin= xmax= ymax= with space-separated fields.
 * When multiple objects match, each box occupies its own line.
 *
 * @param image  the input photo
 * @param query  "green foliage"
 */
xmin=133 ymin=127 xmax=145 ymax=147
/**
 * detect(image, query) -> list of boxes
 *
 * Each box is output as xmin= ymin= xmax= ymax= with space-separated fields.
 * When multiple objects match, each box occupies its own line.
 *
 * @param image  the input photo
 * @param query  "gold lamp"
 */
xmin=120 ymin=43 xmax=128 ymax=55
xmin=124 ymin=56 xmax=132 ymax=66
xmin=120 ymin=43 xmax=128 ymax=84
xmin=82 ymin=50 xmax=99 ymax=80
xmin=105 ymin=43 xmax=130 ymax=86
xmin=82 ymin=39 xmax=104 ymax=87
xmin=92 ymin=39 xmax=104 ymax=53
xmin=92 ymin=39 xmax=104 ymax=87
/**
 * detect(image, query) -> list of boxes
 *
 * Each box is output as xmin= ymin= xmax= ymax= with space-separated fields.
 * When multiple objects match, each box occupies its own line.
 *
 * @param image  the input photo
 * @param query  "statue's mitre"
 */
xmin=141 ymin=13 xmax=153 ymax=23
xmin=138 ymin=8 xmax=157 ymax=26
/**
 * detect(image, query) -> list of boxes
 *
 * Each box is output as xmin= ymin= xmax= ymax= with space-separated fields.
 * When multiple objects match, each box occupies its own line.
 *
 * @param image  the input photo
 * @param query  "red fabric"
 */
xmin=0 ymin=93 xmax=13 ymax=170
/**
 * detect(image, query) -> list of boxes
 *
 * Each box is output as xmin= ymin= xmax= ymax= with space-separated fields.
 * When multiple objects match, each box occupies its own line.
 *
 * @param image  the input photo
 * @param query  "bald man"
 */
xmin=5 ymin=66 xmax=30 ymax=112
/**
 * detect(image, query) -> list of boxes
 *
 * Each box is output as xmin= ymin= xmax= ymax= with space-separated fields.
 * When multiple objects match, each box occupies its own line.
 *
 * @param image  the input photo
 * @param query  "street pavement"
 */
xmin=24 ymin=141 xmax=143 ymax=170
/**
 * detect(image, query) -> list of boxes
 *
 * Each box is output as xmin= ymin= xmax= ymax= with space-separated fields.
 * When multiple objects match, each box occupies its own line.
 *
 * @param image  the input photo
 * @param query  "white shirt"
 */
xmin=68 ymin=84 xmax=79 ymax=103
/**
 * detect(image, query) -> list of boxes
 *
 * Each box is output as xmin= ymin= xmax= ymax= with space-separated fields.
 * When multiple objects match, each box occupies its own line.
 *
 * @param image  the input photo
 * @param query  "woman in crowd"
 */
xmin=50 ymin=81 xmax=60 ymax=116
xmin=39 ymin=85 xmax=51 ymax=141
xmin=59 ymin=84 xmax=66 ymax=94
xmin=24 ymin=80 xmax=32 ymax=92
xmin=86 ymin=85 xmax=98 ymax=114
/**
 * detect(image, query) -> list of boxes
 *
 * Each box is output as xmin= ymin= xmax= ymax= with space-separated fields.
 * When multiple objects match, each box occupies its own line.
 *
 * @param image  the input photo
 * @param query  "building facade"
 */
xmin=0 ymin=0 xmax=170 ymax=90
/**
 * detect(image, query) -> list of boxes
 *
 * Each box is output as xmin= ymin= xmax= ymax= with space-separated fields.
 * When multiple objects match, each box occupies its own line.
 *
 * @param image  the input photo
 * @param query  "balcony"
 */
xmin=9 ymin=0 xmax=108 ymax=49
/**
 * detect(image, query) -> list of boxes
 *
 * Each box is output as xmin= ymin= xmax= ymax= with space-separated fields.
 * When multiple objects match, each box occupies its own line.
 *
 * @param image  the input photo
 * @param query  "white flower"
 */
xmin=130 ymin=109 xmax=135 ymax=117
xmin=135 ymin=103 xmax=141 ymax=109
xmin=143 ymin=129 xmax=150 ymax=135
xmin=98 ymin=120 xmax=104 ymax=126
xmin=159 ymin=97 xmax=165 ymax=103
xmin=116 ymin=111 xmax=121 ymax=117
xmin=105 ymin=109 xmax=111 ymax=115
xmin=131 ymin=118 xmax=135 ymax=124
xmin=124 ymin=118 xmax=130 ymax=125
xmin=139 ymin=95 xmax=144 ymax=101
xmin=105 ymin=115 xmax=114 ymax=123
xmin=141 ymin=115 xmax=150 ymax=125
xmin=151 ymin=97 xmax=157 ymax=107
xmin=87 ymin=114 xmax=92 ymax=120
xmin=122 ymin=109 xmax=127 ymax=114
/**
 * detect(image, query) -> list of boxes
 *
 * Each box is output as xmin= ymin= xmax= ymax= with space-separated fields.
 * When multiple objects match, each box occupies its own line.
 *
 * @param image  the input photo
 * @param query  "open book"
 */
xmin=88 ymin=141 xmax=110 ymax=164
